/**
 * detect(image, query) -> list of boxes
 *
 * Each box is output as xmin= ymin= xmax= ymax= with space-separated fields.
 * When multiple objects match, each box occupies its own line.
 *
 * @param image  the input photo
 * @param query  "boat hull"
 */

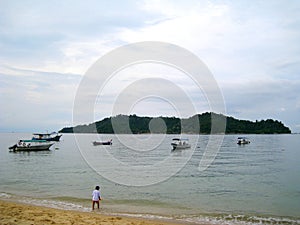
xmin=10 ymin=143 xmax=53 ymax=151
xmin=171 ymin=143 xmax=191 ymax=150
xmin=93 ymin=141 xmax=112 ymax=146
xmin=237 ymin=141 xmax=250 ymax=145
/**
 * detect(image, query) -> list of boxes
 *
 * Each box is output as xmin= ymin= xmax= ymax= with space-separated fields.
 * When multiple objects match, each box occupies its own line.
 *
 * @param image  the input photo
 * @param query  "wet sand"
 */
xmin=0 ymin=200 xmax=196 ymax=225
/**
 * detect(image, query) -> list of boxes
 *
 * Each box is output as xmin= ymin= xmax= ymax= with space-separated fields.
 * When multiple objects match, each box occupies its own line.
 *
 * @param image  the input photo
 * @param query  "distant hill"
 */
xmin=59 ymin=112 xmax=291 ymax=134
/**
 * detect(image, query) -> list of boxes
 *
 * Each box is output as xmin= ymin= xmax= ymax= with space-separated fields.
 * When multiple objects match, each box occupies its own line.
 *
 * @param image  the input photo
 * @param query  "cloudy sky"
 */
xmin=0 ymin=0 xmax=300 ymax=132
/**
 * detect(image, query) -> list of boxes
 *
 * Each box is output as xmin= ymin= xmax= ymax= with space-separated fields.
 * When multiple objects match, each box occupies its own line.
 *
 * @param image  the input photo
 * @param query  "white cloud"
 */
xmin=120 ymin=2 xmax=232 ymax=49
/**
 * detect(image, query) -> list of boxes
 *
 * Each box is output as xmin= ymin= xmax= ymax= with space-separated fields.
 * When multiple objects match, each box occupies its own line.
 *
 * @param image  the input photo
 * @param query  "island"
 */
xmin=59 ymin=112 xmax=291 ymax=134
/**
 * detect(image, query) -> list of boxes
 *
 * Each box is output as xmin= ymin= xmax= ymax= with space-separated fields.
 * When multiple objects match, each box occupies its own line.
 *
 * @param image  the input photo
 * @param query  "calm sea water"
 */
xmin=0 ymin=133 xmax=299 ymax=224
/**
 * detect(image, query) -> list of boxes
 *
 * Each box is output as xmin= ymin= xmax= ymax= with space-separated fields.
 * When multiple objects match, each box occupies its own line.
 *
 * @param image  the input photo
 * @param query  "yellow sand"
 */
xmin=0 ymin=200 xmax=194 ymax=225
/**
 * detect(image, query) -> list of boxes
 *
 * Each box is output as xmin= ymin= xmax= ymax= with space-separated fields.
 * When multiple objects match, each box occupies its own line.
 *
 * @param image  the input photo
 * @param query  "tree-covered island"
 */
xmin=59 ymin=112 xmax=291 ymax=134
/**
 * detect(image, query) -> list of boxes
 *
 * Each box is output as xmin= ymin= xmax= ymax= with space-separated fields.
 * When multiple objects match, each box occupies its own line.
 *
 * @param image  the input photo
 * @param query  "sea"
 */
xmin=0 ymin=133 xmax=299 ymax=225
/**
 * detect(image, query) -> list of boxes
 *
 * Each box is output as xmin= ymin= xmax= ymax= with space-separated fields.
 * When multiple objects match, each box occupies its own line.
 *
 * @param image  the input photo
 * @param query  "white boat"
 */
xmin=9 ymin=140 xmax=54 ymax=151
xmin=171 ymin=138 xmax=191 ymax=150
xmin=237 ymin=137 xmax=250 ymax=145
xmin=32 ymin=132 xmax=62 ymax=141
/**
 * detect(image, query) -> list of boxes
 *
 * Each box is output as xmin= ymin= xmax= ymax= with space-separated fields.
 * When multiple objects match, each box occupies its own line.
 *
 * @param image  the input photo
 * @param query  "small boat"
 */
xmin=171 ymin=138 xmax=191 ymax=150
xmin=9 ymin=140 xmax=54 ymax=151
xmin=92 ymin=139 xmax=112 ymax=146
xmin=32 ymin=132 xmax=62 ymax=141
xmin=237 ymin=137 xmax=250 ymax=145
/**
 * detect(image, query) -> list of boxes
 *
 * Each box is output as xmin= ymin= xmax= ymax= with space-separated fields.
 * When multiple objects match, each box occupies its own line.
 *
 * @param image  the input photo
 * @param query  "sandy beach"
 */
xmin=0 ymin=200 xmax=193 ymax=225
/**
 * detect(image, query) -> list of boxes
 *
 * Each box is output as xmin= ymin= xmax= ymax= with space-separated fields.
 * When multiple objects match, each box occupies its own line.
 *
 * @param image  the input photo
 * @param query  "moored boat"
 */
xmin=171 ymin=138 xmax=191 ymax=150
xmin=32 ymin=132 xmax=62 ymax=141
xmin=92 ymin=139 xmax=112 ymax=146
xmin=9 ymin=140 xmax=54 ymax=151
xmin=237 ymin=137 xmax=250 ymax=145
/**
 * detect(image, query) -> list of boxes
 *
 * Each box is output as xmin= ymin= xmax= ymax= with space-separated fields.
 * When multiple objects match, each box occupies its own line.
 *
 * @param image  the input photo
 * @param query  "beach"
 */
xmin=0 ymin=200 xmax=190 ymax=225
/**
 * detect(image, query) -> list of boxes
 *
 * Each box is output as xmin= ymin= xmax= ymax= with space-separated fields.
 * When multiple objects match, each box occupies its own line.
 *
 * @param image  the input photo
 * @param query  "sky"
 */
xmin=0 ymin=0 xmax=300 ymax=133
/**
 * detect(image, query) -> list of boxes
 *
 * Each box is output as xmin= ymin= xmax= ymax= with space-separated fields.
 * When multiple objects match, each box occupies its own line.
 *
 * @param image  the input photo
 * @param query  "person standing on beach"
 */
xmin=92 ymin=186 xmax=102 ymax=210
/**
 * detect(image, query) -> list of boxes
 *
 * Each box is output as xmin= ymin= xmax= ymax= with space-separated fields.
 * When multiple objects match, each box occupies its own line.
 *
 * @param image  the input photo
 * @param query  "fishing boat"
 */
xmin=9 ymin=140 xmax=54 ymax=152
xmin=171 ymin=138 xmax=191 ymax=150
xmin=92 ymin=139 xmax=112 ymax=146
xmin=32 ymin=132 xmax=62 ymax=141
xmin=237 ymin=137 xmax=250 ymax=145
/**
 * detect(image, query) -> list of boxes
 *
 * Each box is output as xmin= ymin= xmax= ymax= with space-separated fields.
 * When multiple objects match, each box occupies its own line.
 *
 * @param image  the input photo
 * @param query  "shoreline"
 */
xmin=0 ymin=199 xmax=200 ymax=225
xmin=1 ymin=200 xmax=300 ymax=225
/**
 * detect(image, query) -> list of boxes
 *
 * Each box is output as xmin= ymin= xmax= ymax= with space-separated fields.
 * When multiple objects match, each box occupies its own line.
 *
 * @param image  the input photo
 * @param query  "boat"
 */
xmin=32 ymin=132 xmax=62 ymax=141
xmin=9 ymin=140 xmax=54 ymax=151
xmin=171 ymin=138 xmax=191 ymax=150
xmin=237 ymin=137 xmax=250 ymax=145
xmin=92 ymin=139 xmax=112 ymax=146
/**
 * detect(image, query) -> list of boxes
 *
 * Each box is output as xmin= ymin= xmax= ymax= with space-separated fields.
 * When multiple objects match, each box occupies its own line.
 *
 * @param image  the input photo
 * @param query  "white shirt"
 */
xmin=92 ymin=189 xmax=101 ymax=201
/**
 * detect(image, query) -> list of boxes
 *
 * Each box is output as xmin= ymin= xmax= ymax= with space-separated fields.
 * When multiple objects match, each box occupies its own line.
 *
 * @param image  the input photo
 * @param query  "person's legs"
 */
xmin=92 ymin=200 xmax=99 ymax=210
